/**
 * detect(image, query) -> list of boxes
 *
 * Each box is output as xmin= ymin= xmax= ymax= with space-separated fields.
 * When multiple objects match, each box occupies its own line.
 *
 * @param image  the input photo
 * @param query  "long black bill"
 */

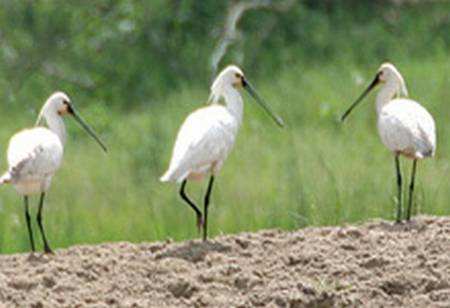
xmin=243 ymin=78 xmax=284 ymax=127
xmin=340 ymin=73 xmax=380 ymax=122
xmin=69 ymin=105 xmax=108 ymax=152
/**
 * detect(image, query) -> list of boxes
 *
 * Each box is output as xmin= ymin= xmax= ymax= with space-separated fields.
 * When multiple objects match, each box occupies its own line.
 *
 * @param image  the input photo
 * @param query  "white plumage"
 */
xmin=3 ymin=127 xmax=63 ymax=195
xmin=161 ymin=66 xmax=246 ymax=183
xmin=160 ymin=104 xmax=239 ymax=183
xmin=0 ymin=91 xmax=107 ymax=253
xmin=375 ymin=63 xmax=436 ymax=159
xmin=160 ymin=65 xmax=283 ymax=241
xmin=378 ymin=98 xmax=436 ymax=159
xmin=0 ymin=92 xmax=69 ymax=194
xmin=342 ymin=62 xmax=437 ymax=222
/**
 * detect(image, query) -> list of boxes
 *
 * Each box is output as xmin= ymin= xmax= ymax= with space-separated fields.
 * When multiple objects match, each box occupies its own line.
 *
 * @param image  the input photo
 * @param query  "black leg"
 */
xmin=24 ymin=196 xmax=35 ymax=252
xmin=179 ymin=180 xmax=203 ymax=233
xmin=37 ymin=193 xmax=53 ymax=253
xmin=203 ymin=176 xmax=215 ymax=241
xmin=406 ymin=159 xmax=418 ymax=221
xmin=395 ymin=155 xmax=402 ymax=223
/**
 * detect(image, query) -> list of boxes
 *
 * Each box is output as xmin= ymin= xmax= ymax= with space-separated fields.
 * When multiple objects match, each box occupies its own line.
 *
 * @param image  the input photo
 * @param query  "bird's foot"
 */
xmin=44 ymin=246 xmax=54 ymax=254
xmin=394 ymin=219 xmax=404 ymax=225
xmin=202 ymin=233 xmax=208 ymax=242
xmin=27 ymin=252 xmax=39 ymax=262
xmin=404 ymin=216 xmax=415 ymax=225
xmin=405 ymin=214 xmax=412 ymax=222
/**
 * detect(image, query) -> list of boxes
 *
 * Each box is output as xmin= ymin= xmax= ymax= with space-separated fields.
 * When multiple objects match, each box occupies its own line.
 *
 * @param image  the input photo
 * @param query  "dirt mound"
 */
xmin=0 ymin=216 xmax=449 ymax=307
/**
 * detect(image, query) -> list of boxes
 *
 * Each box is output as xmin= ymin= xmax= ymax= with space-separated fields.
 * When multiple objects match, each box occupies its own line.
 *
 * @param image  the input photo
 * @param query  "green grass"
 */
xmin=0 ymin=57 xmax=449 ymax=253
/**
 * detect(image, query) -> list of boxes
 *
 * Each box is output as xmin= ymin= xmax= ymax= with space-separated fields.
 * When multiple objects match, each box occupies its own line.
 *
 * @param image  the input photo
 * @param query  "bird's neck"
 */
xmin=41 ymin=113 xmax=67 ymax=145
xmin=222 ymin=87 xmax=244 ymax=124
xmin=376 ymin=80 xmax=398 ymax=114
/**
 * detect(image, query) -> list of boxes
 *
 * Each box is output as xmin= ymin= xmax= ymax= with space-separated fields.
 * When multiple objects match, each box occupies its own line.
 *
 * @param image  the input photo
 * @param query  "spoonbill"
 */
xmin=0 ymin=92 xmax=107 ymax=253
xmin=160 ymin=65 xmax=284 ymax=241
xmin=341 ymin=63 xmax=436 ymax=223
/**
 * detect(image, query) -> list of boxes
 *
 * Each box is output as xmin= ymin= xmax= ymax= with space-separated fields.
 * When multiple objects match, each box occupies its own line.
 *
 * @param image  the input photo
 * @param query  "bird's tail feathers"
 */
xmin=416 ymin=148 xmax=434 ymax=159
xmin=0 ymin=172 xmax=12 ymax=185
xmin=159 ymin=172 xmax=172 ymax=182
xmin=160 ymin=168 xmax=178 ymax=182
xmin=160 ymin=168 xmax=188 ymax=183
xmin=417 ymin=126 xmax=436 ymax=158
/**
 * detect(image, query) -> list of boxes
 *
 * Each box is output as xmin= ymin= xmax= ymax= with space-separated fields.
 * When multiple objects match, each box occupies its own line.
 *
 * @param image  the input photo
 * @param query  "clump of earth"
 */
xmin=0 ymin=216 xmax=449 ymax=307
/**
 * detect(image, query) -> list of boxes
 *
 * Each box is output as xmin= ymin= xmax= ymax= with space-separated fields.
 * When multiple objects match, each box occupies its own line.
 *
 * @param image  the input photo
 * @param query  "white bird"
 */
xmin=341 ymin=63 xmax=436 ymax=223
xmin=0 ymin=92 xmax=107 ymax=253
xmin=160 ymin=65 xmax=283 ymax=241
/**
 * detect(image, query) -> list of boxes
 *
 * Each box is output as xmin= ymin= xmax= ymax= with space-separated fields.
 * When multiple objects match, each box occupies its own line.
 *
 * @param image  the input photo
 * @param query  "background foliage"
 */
xmin=0 ymin=0 xmax=448 ymax=253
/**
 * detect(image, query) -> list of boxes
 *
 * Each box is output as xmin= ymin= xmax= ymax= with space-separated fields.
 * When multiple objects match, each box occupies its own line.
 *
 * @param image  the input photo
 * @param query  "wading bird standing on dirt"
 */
xmin=341 ymin=63 xmax=436 ymax=223
xmin=0 ymin=92 xmax=107 ymax=253
xmin=160 ymin=65 xmax=284 ymax=241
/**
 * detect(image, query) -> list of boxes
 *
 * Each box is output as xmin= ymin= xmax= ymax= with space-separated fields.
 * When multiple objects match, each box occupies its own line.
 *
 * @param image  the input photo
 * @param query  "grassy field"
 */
xmin=0 ymin=56 xmax=448 ymax=254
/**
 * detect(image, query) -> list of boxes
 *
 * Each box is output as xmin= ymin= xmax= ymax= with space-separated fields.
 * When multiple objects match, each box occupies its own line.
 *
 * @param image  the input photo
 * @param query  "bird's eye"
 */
xmin=62 ymin=100 xmax=74 ymax=114
xmin=235 ymin=73 xmax=241 ymax=78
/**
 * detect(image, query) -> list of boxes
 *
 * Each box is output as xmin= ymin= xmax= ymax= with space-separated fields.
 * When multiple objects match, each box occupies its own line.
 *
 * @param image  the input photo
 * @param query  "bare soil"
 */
xmin=0 ymin=216 xmax=449 ymax=307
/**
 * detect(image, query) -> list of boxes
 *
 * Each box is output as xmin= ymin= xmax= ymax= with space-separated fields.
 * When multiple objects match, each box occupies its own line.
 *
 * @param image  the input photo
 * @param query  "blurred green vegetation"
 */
xmin=0 ymin=1 xmax=449 ymax=253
